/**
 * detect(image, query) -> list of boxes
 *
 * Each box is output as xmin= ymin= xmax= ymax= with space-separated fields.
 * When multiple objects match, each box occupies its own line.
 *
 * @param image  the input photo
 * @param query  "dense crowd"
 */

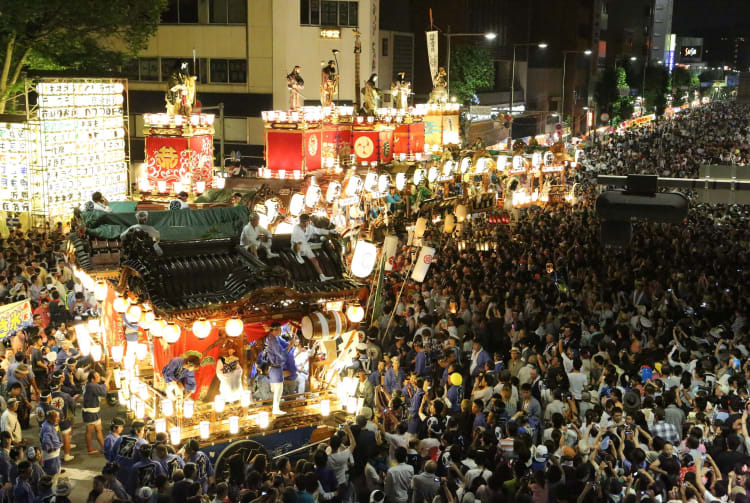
xmin=0 ymin=101 xmax=750 ymax=503
xmin=583 ymin=102 xmax=750 ymax=177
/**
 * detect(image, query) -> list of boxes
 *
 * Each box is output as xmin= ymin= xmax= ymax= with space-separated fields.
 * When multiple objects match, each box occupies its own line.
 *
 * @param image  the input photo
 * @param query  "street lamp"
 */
xmin=446 ymin=31 xmax=497 ymax=96
xmin=510 ymin=42 xmax=547 ymax=138
xmin=561 ymin=49 xmax=593 ymax=121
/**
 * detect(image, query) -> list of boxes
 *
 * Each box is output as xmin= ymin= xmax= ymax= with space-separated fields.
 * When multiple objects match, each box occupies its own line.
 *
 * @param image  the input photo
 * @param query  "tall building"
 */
xmin=125 ymin=0 xmax=379 ymax=162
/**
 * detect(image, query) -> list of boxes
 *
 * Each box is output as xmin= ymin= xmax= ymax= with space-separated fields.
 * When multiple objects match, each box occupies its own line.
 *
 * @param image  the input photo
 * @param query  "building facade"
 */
xmin=126 ymin=0 xmax=379 ymax=163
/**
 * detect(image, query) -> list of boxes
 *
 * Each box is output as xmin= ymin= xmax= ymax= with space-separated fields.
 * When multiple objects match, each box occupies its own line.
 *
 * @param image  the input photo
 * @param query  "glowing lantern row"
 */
xmin=225 ymin=317 xmax=244 ymax=337
xmin=461 ymin=158 xmax=472 ymax=174
xmin=351 ymin=240 xmax=378 ymax=278
xmin=162 ymin=399 xmax=174 ymax=417
xmin=364 ymin=173 xmax=378 ymax=192
xmin=200 ymin=421 xmax=210 ymax=439
xmin=125 ymin=304 xmax=141 ymax=324
xmin=455 ymin=204 xmax=467 ymax=222
xmin=345 ymin=176 xmax=363 ymax=196
xmin=163 ymin=323 xmax=181 ymax=344
xmin=192 ymin=319 xmax=212 ymax=339
xmin=113 ymin=296 xmax=129 ymax=314
xmin=320 ymin=399 xmax=330 ymax=416
xmin=378 ymin=174 xmax=390 ymax=193
xmin=150 ymin=319 xmax=166 ymax=338
xmin=346 ymin=304 xmax=365 ymax=323
xmin=289 ymin=193 xmax=305 ymax=216
xmin=94 ymin=281 xmax=107 ymax=302
xmin=111 ymin=346 xmax=124 ymax=363
xmin=169 ymin=426 xmax=181 ymax=445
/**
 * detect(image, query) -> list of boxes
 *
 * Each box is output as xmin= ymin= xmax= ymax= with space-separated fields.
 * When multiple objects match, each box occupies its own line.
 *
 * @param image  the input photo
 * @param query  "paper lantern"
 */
xmin=427 ymin=167 xmax=438 ymax=182
xmin=345 ymin=176 xmax=362 ymax=196
xmin=113 ymin=296 xmax=128 ymax=313
xmin=87 ymin=318 xmax=100 ymax=333
xmin=346 ymin=305 xmax=365 ymax=323
xmin=258 ymin=411 xmax=269 ymax=428
xmin=364 ymin=173 xmax=378 ymax=193
xmin=225 ymin=317 xmax=244 ymax=337
xmin=241 ymin=390 xmax=252 ymax=408
xmin=544 ymin=152 xmax=554 ymax=166
xmin=443 ymin=214 xmax=456 ymax=233
xmin=460 ymin=158 xmax=472 ymax=174
xmin=149 ymin=319 xmax=165 ymax=338
xmin=140 ymin=309 xmax=155 ymax=330
xmin=123 ymin=354 xmax=136 ymax=372
xmin=162 ymin=399 xmax=174 ymax=417
xmin=229 ymin=416 xmax=239 ymax=434
xmin=111 ymin=346 xmax=124 ymax=363
xmin=135 ymin=399 xmax=145 ymax=419
xmin=192 ymin=319 xmax=212 ymax=340
xmin=273 ymin=221 xmax=294 ymax=235
xmin=443 ymin=161 xmax=455 ymax=176
xmin=94 ymin=281 xmax=107 ymax=302
xmin=214 ymin=396 xmax=225 ymax=413
xmin=124 ymin=304 xmax=141 ymax=324
xmin=346 ymin=396 xmax=358 ymax=413
xmin=411 ymin=246 xmax=436 ymax=283
xmin=135 ymin=343 xmax=148 ymax=361
xmin=395 ymin=173 xmax=406 ymax=190
xmin=415 ymin=217 xmax=427 ymax=238
xmin=497 ymin=155 xmax=508 ymax=171
xmin=325 ymin=182 xmax=342 ymax=203
xmin=154 ymin=418 xmax=166 ymax=434
xmin=289 ymin=193 xmax=305 ymax=216
xmin=183 ymin=399 xmax=194 ymax=419
xmin=265 ymin=199 xmax=280 ymax=221
xmin=513 ymin=155 xmax=524 ymax=171
xmin=90 ymin=344 xmax=102 ymax=362
xmin=476 ymin=158 xmax=490 ymax=173
xmin=200 ymin=421 xmax=210 ymax=439
xmin=413 ymin=169 xmax=425 ymax=185
xmin=163 ymin=323 xmax=181 ymax=344
xmin=305 ymin=184 xmax=321 ymax=207
xmin=320 ymin=399 xmax=330 ymax=417
xmin=455 ymin=204 xmax=467 ymax=222
xmin=532 ymin=152 xmax=542 ymax=167
xmin=196 ymin=181 xmax=206 ymax=194
xmin=169 ymin=426 xmax=181 ymax=445
xmin=378 ymin=174 xmax=390 ymax=193
xmin=351 ymin=240 xmax=378 ymax=278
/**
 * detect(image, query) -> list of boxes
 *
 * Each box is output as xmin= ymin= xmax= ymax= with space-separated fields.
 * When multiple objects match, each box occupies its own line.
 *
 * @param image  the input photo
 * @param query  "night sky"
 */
xmin=673 ymin=0 xmax=750 ymax=35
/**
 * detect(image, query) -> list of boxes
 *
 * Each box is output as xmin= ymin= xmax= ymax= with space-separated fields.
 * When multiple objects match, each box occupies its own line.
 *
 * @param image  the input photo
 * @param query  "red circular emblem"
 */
xmin=423 ymin=254 xmax=433 ymax=264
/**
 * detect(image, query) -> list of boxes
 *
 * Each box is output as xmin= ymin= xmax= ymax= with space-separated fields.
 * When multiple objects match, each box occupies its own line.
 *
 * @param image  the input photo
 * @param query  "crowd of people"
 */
xmin=0 ymin=100 xmax=749 ymax=503
xmin=583 ymin=102 xmax=750 ymax=178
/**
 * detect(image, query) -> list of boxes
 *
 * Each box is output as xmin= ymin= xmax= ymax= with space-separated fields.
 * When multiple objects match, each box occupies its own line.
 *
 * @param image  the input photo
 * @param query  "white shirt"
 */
xmin=385 ymin=463 xmax=414 ymax=503
xmin=240 ymin=222 xmax=272 ymax=248
xmin=567 ymin=372 xmax=588 ymax=400
xmin=291 ymin=223 xmax=328 ymax=247
xmin=327 ymin=448 xmax=354 ymax=485
xmin=0 ymin=409 xmax=20 ymax=443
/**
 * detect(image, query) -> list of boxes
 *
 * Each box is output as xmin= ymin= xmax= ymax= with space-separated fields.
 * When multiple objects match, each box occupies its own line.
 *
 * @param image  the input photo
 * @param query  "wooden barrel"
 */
xmin=301 ymin=311 xmax=348 ymax=340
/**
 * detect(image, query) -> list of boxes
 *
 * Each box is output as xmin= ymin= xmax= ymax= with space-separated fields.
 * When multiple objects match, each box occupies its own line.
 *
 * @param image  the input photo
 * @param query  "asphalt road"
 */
xmin=24 ymin=399 xmax=128 ymax=501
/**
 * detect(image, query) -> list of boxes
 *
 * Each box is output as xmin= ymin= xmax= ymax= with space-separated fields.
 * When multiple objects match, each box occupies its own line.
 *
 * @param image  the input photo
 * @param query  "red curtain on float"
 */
xmin=151 ymin=322 xmax=269 ymax=400
xmin=101 ymin=283 xmax=124 ymax=351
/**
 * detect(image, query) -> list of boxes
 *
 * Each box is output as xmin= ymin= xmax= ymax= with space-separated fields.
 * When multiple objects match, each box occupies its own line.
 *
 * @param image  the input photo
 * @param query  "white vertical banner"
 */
xmin=383 ymin=235 xmax=399 ymax=271
xmin=426 ymin=31 xmax=439 ymax=84
xmin=411 ymin=246 xmax=436 ymax=283
xmin=371 ymin=0 xmax=379 ymax=73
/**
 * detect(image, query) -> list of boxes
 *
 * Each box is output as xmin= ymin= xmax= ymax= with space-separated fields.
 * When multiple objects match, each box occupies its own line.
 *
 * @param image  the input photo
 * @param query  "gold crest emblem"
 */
xmin=155 ymin=146 xmax=179 ymax=171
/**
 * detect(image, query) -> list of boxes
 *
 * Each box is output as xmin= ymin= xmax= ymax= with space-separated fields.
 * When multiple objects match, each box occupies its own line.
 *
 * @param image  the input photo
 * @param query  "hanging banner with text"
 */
xmin=383 ymin=235 xmax=399 ymax=271
xmin=0 ymin=299 xmax=33 ymax=340
xmin=426 ymin=31 xmax=439 ymax=84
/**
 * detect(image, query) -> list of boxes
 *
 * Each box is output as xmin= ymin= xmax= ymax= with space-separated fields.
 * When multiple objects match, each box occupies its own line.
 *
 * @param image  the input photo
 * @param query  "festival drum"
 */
xmin=301 ymin=311 xmax=348 ymax=340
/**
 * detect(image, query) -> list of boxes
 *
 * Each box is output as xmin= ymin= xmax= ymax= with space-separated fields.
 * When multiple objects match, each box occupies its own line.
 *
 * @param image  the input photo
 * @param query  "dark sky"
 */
xmin=673 ymin=0 xmax=750 ymax=36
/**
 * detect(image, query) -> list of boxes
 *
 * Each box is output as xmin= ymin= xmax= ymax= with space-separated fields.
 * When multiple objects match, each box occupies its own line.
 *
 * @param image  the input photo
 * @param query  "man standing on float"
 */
xmin=266 ymin=323 xmax=287 ymax=415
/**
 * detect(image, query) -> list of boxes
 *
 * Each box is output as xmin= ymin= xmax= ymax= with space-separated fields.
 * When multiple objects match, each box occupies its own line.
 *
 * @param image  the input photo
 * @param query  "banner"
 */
xmin=383 ymin=235 xmax=399 ymax=271
xmin=411 ymin=246 xmax=436 ymax=283
xmin=0 ymin=299 xmax=33 ymax=340
xmin=146 ymin=134 xmax=214 ymax=188
xmin=426 ymin=31 xmax=439 ymax=84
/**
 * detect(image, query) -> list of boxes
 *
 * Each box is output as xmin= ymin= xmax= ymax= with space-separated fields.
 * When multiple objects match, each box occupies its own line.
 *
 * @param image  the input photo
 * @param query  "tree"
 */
xmin=643 ymin=64 xmax=669 ymax=116
xmin=594 ymin=66 xmax=633 ymax=124
xmin=0 ymin=0 xmax=167 ymax=113
xmin=449 ymin=46 xmax=495 ymax=105
xmin=672 ymin=67 xmax=700 ymax=91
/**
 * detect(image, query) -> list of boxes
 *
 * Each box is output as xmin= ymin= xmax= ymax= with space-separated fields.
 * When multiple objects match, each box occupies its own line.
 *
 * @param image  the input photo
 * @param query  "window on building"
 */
xmin=139 ymin=58 xmax=160 ymax=81
xmin=301 ymin=0 xmax=356 ymax=26
xmin=210 ymin=0 xmax=246 ymax=23
xmin=161 ymin=0 xmax=198 ymax=23
xmin=210 ymin=59 xmax=247 ymax=83
xmin=382 ymin=37 xmax=389 ymax=57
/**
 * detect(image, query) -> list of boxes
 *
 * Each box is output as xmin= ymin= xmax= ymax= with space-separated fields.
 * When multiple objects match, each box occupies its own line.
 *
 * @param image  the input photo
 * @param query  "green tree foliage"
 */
xmin=672 ymin=67 xmax=700 ymax=91
xmin=450 ymin=46 xmax=495 ymax=105
xmin=0 ymin=0 xmax=167 ymax=112
xmin=595 ymin=66 xmax=633 ymax=124
xmin=643 ymin=65 xmax=669 ymax=116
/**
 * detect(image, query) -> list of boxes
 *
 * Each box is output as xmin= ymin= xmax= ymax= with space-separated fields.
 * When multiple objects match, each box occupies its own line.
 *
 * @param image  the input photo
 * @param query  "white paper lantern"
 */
xmin=460 ymin=158 xmax=472 ymax=173
xmin=320 ymin=399 xmax=330 ymax=417
xmin=135 ymin=399 xmax=145 ymax=419
xmin=378 ymin=174 xmax=390 ymax=193
xmin=149 ymin=319 xmax=166 ymax=338
xmin=154 ymin=418 xmax=166 ymax=434
xmin=455 ymin=204 xmax=467 ymax=222
xmin=415 ymin=217 xmax=428 ymax=238
xmin=351 ymin=241 xmax=378 ymax=278
xmin=497 ymin=155 xmax=508 ymax=171
xmin=443 ymin=214 xmax=456 ymax=233
xmin=162 ymin=399 xmax=174 ymax=417
xmin=200 ymin=421 xmax=210 ymax=439
xmin=90 ymin=344 xmax=102 ymax=362
xmin=265 ymin=199 xmax=280 ymax=221
xmin=413 ymin=169 xmax=425 ymax=185
xmin=345 ymin=176 xmax=363 ymax=196
xmin=183 ymin=399 xmax=194 ymax=419
xmin=258 ymin=411 xmax=269 ymax=428
xmin=305 ymin=184 xmax=321 ymax=207
xmin=289 ymin=193 xmax=305 ymax=216
xmin=325 ymin=182 xmax=342 ymax=203
xmin=169 ymin=426 xmax=181 ymax=445
xmin=113 ymin=297 xmax=128 ymax=313
xmin=192 ymin=319 xmax=212 ymax=339
xmin=364 ymin=173 xmax=378 ymax=193
xmin=163 ymin=323 xmax=181 ymax=344
xmin=214 ymin=396 xmax=225 ymax=413
xmin=346 ymin=305 xmax=365 ymax=323
xmin=87 ymin=318 xmax=100 ymax=333
xmin=135 ymin=343 xmax=148 ymax=361
xmin=94 ymin=281 xmax=107 ymax=302
xmin=395 ymin=173 xmax=406 ymax=190
xmin=532 ymin=152 xmax=542 ymax=167
xmin=476 ymin=158 xmax=490 ymax=173
xmin=241 ymin=390 xmax=252 ymax=408
xmin=140 ymin=310 xmax=155 ymax=330
xmin=411 ymin=246 xmax=436 ymax=283
xmin=229 ymin=416 xmax=239 ymax=434
xmin=125 ymin=304 xmax=141 ymax=324
xmin=427 ymin=167 xmax=438 ymax=182
xmin=225 ymin=318 xmax=244 ymax=337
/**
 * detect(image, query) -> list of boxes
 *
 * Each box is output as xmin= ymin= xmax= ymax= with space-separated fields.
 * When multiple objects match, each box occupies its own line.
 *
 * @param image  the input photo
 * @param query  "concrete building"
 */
xmin=125 ymin=0 xmax=379 ymax=163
